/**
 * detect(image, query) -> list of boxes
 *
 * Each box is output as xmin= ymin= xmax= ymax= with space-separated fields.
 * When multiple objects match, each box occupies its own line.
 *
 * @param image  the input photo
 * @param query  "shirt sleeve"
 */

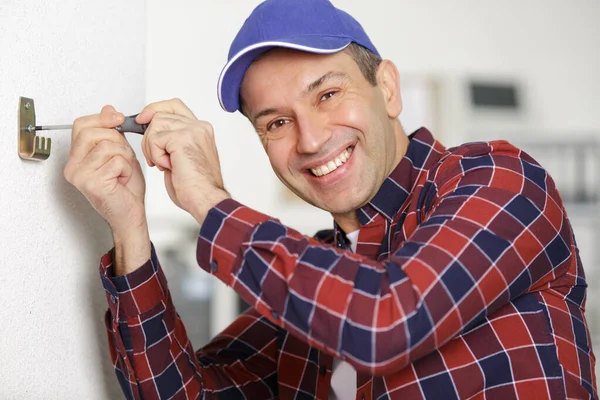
xmin=99 ymin=244 xmax=279 ymax=400
xmin=196 ymin=147 xmax=573 ymax=377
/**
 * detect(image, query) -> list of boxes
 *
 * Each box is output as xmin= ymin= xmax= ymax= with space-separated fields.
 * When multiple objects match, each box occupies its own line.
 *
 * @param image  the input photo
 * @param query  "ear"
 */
xmin=375 ymin=60 xmax=402 ymax=118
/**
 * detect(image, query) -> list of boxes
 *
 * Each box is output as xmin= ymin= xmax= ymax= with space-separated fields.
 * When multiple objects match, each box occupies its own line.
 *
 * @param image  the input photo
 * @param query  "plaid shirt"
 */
xmin=100 ymin=128 xmax=597 ymax=399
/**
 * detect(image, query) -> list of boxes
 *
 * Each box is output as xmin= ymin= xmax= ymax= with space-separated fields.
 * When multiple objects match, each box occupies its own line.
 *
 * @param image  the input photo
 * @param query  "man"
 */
xmin=65 ymin=0 xmax=597 ymax=398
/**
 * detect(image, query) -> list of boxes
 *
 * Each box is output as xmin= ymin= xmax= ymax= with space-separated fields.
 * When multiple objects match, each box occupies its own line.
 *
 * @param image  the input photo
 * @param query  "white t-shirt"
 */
xmin=329 ymin=230 xmax=359 ymax=399
xmin=345 ymin=230 xmax=360 ymax=253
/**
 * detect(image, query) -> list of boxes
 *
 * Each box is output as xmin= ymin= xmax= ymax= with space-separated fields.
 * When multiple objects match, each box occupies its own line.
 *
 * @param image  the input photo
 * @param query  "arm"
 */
xmin=196 ymin=149 xmax=572 ymax=376
xmin=100 ymin=245 xmax=279 ymax=400
xmin=67 ymin=102 xmax=279 ymax=398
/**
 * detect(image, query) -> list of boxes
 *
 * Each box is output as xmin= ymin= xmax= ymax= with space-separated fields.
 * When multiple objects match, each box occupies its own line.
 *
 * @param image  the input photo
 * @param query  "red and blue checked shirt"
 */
xmin=100 ymin=128 xmax=597 ymax=399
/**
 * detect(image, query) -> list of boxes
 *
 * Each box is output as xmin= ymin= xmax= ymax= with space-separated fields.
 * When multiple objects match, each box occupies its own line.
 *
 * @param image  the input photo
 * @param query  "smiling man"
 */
xmin=241 ymin=47 xmax=407 ymax=234
xmin=65 ymin=0 xmax=597 ymax=399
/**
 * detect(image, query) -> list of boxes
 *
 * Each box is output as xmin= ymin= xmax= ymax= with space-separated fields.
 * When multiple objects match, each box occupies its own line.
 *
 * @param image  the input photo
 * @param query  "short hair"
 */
xmin=239 ymin=42 xmax=382 ymax=117
xmin=343 ymin=42 xmax=382 ymax=86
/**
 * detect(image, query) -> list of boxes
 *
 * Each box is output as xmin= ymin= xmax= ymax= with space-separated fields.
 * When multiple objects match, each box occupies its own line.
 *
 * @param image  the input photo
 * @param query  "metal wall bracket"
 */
xmin=18 ymin=97 xmax=51 ymax=161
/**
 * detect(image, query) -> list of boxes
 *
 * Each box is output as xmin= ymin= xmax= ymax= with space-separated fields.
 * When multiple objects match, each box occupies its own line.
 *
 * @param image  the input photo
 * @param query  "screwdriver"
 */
xmin=31 ymin=114 xmax=149 ymax=135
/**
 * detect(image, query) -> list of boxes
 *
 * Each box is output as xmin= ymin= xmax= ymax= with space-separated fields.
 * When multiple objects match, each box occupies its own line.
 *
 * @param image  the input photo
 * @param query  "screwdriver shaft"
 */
xmin=35 ymin=125 xmax=73 ymax=131
xmin=32 ymin=115 xmax=147 ymax=135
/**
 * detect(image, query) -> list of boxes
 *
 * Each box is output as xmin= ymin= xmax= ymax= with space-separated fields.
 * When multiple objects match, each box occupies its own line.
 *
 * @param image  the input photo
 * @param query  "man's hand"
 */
xmin=137 ymin=98 xmax=231 ymax=225
xmin=64 ymin=105 xmax=150 ymax=275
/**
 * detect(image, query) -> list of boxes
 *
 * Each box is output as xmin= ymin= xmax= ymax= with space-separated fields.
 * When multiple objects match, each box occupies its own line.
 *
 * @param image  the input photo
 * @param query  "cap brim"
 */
xmin=217 ymin=36 xmax=352 ymax=113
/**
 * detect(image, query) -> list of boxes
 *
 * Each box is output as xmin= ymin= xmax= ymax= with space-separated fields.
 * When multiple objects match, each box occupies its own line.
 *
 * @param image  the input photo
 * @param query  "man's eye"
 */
xmin=320 ymin=91 xmax=337 ymax=102
xmin=267 ymin=119 xmax=289 ymax=131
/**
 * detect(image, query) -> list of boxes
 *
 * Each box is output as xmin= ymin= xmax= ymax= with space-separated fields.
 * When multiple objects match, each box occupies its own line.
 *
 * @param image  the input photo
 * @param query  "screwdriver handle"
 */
xmin=116 ymin=114 xmax=149 ymax=135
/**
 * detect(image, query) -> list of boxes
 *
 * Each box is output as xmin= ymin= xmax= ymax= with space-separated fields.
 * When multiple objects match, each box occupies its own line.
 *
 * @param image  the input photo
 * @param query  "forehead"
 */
xmin=239 ymin=49 xmax=360 ymax=106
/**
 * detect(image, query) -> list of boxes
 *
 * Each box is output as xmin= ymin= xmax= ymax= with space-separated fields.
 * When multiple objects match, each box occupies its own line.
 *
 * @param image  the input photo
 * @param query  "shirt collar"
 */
xmin=335 ymin=128 xmax=446 ymax=236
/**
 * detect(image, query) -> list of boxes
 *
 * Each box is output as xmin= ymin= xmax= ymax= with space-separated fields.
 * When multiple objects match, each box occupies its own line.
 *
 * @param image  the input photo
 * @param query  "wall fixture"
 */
xmin=18 ymin=97 xmax=52 ymax=161
xmin=17 ymin=96 xmax=148 ymax=162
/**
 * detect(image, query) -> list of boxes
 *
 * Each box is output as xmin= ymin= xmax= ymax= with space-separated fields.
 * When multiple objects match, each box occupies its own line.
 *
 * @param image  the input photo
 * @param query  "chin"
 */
xmin=289 ymin=174 xmax=376 ymax=214
xmin=313 ymin=190 xmax=371 ymax=215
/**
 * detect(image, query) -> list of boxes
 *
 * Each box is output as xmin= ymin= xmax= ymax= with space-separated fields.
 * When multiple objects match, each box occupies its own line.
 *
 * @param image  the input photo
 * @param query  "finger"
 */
xmin=141 ymin=128 xmax=154 ymax=167
xmin=147 ymin=112 xmax=190 ymax=126
xmin=72 ymin=152 xmax=133 ymax=195
xmin=141 ymin=113 xmax=188 ymax=167
xmin=97 ymin=155 xmax=133 ymax=188
xmin=66 ymin=140 xmax=135 ymax=185
xmin=71 ymin=106 xmax=125 ymax=144
xmin=114 ymin=156 xmax=134 ymax=186
xmin=83 ymin=140 xmax=135 ymax=174
xmin=147 ymin=130 xmax=173 ymax=170
xmin=136 ymin=98 xmax=196 ymax=125
xmin=69 ymin=127 xmax=130 ymax=165
xmin=102 ymin=105 xmax=116 ymax=115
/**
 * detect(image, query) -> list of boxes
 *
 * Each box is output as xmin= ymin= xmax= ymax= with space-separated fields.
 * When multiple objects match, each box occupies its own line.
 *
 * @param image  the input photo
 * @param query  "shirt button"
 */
xmin=319 ymin=365 xmax=327 ymax=376
xmin=210 ymin=260 xmax=218 ymax=273
xmin=272 ymin=311 xmax=279 ymax=320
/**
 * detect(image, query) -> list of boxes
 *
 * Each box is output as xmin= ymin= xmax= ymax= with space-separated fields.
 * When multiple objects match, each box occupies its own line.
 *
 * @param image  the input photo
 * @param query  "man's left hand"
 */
xmin=137 ymin=98 xmax=230 ymax=225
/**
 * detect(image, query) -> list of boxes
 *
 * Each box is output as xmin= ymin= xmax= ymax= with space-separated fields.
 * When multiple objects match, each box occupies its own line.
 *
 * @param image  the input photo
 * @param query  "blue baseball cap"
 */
xmin=217 ymin=0 xmax=381 ymax=113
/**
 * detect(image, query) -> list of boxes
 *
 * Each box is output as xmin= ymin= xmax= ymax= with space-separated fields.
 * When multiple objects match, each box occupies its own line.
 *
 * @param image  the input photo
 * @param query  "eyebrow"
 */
xmin=252 ymin=108 xmax=279 ymax=123
xmin=303 ymin=71 xmax=349 ymax=96
xmin=251 ymin=71 xmax=350 ymax=123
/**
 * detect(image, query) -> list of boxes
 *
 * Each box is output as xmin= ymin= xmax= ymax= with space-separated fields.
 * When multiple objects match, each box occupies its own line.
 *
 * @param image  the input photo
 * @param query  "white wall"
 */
xmin=0 ymin=2 xmax=145 ymax=399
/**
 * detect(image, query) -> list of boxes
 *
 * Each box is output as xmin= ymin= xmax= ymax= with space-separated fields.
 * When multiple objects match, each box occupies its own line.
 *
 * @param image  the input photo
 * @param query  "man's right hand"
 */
xmin=64 ymin=105 xmax=150 ymax=275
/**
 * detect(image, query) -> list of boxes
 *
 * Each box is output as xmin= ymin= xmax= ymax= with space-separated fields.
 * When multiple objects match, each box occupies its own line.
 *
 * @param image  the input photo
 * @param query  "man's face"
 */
xmin=240 ymin=48 xmax=403 ymax=219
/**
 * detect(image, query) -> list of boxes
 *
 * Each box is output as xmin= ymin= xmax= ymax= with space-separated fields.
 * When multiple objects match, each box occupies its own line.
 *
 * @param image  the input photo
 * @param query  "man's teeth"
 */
xmin=311 ymin=147 xmax=353 ymax=177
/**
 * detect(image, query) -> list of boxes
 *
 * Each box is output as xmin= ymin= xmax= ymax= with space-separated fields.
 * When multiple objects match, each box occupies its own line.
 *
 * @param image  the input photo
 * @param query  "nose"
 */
xmin=295 ymin=112 xmax=332 ymax=155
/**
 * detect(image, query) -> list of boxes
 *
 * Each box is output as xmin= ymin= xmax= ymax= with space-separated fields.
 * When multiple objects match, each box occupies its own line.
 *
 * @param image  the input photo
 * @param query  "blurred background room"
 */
xmin=142 ymin=0 xmax=599 ymax=381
